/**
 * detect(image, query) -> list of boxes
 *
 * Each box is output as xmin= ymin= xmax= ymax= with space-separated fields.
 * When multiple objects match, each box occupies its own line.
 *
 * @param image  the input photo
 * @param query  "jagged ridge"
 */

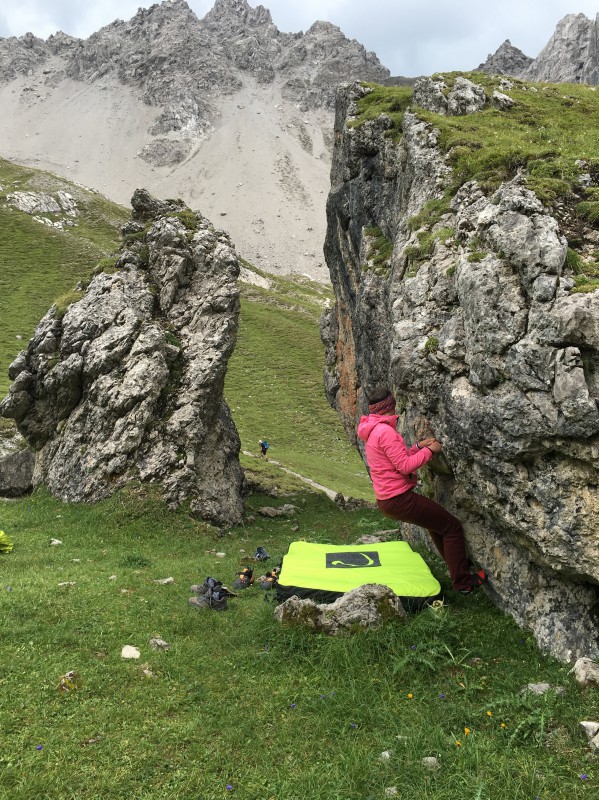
xmin=0 ymin=0 xmax=389 ymax=134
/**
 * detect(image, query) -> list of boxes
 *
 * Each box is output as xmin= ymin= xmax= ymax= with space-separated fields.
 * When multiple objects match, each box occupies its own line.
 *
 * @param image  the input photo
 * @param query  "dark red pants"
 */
xmin=377 ymin=490 xmax=471 ymax=591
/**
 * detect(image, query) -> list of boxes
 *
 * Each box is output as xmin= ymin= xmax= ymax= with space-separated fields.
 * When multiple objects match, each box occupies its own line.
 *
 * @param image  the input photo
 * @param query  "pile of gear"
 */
xmin=188 ymin=547 xmax=280 ymax=611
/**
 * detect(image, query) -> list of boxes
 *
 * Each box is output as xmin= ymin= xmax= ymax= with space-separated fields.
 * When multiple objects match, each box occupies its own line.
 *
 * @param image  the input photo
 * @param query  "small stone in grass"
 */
xmin=149 ymin=637 xmax=170 ymax=651
xmin=121 ymin=645 xmax=140 ymax=659
xmin=140 ymin=663 xmax=156 ymax=678
xmin=422 ymin=756 xmax=440 ymax=770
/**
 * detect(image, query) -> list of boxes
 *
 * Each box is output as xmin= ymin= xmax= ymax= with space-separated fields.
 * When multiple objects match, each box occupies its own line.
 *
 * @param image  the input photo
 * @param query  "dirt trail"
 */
xmin=242 ymin=450 xmax=338 ymax=500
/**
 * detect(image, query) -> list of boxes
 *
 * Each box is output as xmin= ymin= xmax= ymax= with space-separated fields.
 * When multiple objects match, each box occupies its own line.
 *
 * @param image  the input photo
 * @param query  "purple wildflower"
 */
xmin=290 ymin=703 xmax=296 ymax=709
xmin=36 ymin=745 xmax=43 ymax=751
xmin=439 ymin=693 xmax=446 ymax=699
xmin=411 ymin=645 xmax=416 ymax=650
xmin=350 ymin=722 xmax=357 ymax=729
xmin=580 ymin=774 xmax=589 ymax=781
xmin=226 ymin=785 xmax=233 ymax=791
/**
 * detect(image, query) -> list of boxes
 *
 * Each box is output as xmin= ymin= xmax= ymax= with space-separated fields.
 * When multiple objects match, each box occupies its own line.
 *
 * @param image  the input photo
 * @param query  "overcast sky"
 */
xmin=0 ymin=0 xmax=597 ymax=76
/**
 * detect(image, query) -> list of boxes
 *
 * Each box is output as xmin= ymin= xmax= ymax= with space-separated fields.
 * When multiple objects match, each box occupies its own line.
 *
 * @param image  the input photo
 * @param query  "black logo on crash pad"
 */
xmin=326 ymin=551 xmax=381 ymax=569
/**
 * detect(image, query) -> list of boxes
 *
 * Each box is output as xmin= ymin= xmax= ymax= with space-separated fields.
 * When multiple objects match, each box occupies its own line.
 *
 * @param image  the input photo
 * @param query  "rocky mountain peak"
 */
xmin=0 ymin=0 xmax=389 ymax=126
xmin=0 ymin=0 xmax=389 ymax=281
xmin=477 ymin=39 xmax=533 ymax=76
xmin=208 ymin=0 xmax=273 ymax=26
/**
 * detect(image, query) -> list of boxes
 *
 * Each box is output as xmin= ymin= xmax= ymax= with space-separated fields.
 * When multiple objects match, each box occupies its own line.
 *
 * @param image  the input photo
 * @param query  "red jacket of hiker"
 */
xmin=357 ymin=414 xmax=434 ymax=500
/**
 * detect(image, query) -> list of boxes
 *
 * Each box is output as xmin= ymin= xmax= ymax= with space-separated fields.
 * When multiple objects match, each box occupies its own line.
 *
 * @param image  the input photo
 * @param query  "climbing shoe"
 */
xmin=190 ymin=576 xmax=222 ymax=595
xmin=232 ymin=567 xmax=254 ymax=589
xmin=458 ymin=569 xmax=488 ymax=596
xmin=255 ymin=546 xmax=270 ymax=562
xmin=258 ymin=567 xmax=280 ymax=590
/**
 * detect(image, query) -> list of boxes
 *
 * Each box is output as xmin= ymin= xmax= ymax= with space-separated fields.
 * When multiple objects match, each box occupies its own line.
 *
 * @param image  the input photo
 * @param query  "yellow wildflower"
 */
xmin=486 ymin=711 xmax=493 ymax=717
xmin=464 ymin=727 xmax=471 ymax=735
xmin=455 ymin=740 xmax=462 ymax=747
xmin=407 ymin=693 xmax=413 ymax=699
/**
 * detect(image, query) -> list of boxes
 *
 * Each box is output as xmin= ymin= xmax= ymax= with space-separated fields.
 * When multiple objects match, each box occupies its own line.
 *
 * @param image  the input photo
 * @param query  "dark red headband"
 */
xmin=368 ymin=394 xmax=396 ymax=415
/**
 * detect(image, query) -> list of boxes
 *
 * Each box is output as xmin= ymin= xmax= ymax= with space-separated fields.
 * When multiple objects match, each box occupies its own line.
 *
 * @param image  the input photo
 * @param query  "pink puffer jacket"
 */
xmin=357 ymin=414 xmax=434 ymax=500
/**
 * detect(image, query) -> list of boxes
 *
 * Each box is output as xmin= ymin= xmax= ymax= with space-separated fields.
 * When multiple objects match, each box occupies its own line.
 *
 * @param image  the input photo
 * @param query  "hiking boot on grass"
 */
xmin=190 ymin=576 xmax=222 ymax=595
xmin=255 ymin=546 xmax=270 ymax=562
xmin=188 ymin=587 xmax=228 ymax=611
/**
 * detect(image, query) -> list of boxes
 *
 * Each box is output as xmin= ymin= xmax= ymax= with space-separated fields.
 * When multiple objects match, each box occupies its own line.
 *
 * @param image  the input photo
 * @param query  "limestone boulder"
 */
xmin=0 ymin=449 xmax=35 ymax=497
xmin=447 ymin=77 xmax=487 ymax=116
xmin=323 ymin=82 xmax=599 ymax=661
xmin=274 ymin=584 xmax=406 ymax=634
xmin=0 ymin=189 xmax=244 ymax=527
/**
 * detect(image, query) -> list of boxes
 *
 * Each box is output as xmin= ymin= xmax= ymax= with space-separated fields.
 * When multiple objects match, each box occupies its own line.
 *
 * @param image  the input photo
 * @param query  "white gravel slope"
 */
xmin=0 ymin=72 xmax=332 ymax=282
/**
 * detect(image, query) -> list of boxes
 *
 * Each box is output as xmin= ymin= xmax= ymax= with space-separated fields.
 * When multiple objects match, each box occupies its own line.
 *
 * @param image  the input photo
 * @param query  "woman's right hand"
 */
xmin=425 ymin=439 xmax=443 ymax=454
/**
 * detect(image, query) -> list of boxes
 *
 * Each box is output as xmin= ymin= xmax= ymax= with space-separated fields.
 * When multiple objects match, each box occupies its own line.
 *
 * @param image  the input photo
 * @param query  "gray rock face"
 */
xmin=0 ymin=31 xmax=48 ymax=81
xmin=322 ymin=82 xmax=599 ymax=662
xmin=137 ymin=139 xmax=192 ymax=167
xmin=6 ymin=190 xmax=79 ymax=231
xmin=571 ymin=657 xmax=599 ymax=687
xmin=525 ymin=13 xmax=599 ymax=84
xmin=0 ymin=449 xmax=35 ymax=497
xmin=274 ymin=584 xmax=406 ymax=634
xmin=0 ymin=189 xmax=244 ymax=526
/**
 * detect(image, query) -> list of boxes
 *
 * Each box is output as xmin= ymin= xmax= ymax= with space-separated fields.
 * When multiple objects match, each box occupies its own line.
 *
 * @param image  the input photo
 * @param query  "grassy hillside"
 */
xmin=226 ymin=267 xmax=370 ymax=497
xmin=0 ymin=158 xmax=129 ymax=397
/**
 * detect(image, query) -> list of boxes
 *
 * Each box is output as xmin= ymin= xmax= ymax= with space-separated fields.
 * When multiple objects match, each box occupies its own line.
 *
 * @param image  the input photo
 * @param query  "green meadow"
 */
xmin=1 ymin=75 xmax=598 ymax=797
xmin=0 ymin=488 xmax=595 ymax=800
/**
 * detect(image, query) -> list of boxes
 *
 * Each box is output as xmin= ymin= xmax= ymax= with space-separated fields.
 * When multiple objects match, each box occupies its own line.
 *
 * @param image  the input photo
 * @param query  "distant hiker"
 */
xmin=259 ymin=439 xmax=270 ymax=460
xmin=357 ymin=387 xmax=487 ymax=595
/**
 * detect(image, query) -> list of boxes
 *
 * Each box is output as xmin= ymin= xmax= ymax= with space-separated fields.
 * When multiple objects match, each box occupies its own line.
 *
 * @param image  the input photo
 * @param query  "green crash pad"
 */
xmin=276 ymin=540 xmax=441 ymax=610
